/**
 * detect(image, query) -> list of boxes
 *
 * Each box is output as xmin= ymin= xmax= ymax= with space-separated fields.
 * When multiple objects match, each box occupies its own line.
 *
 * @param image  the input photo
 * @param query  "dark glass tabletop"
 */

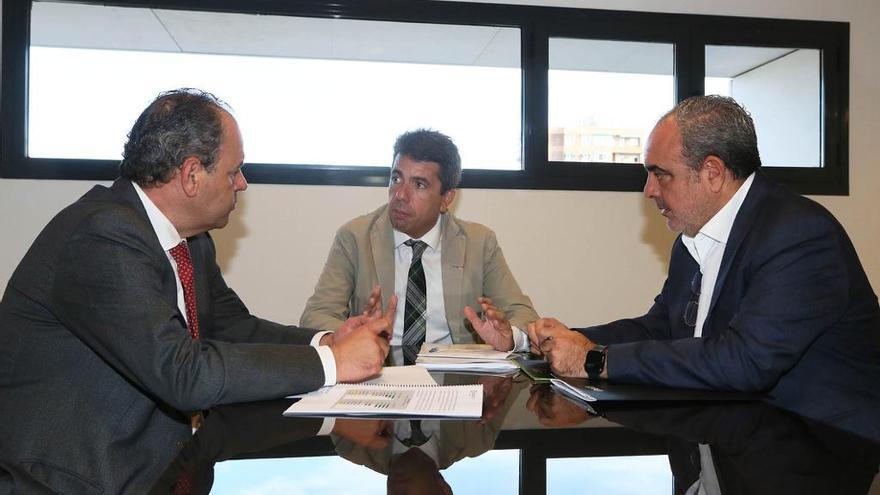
xmin=150 ymin=365 xmax=880 ymax=495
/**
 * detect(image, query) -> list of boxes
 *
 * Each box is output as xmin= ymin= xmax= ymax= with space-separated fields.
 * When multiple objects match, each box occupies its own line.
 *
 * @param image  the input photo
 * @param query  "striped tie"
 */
xmin=402 ymin=240 xmax=428 ymax=365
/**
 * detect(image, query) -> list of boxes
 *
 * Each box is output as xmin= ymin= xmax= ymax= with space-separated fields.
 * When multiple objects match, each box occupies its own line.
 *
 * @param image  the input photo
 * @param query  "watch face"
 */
xmin=585 ymin=348 xmax=606 ymax=378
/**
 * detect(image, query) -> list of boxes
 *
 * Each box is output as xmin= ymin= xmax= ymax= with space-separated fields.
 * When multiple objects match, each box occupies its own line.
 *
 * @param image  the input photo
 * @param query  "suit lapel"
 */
xmin=441 ymin=213 xmax=466 ymax=338
xmin=705 ymin=173 xmax=772 ymax=329
xmin=188 ymin=234 xmax=211 ymax=333
xmin=111 ymin=178 xmax=188 ymax=328
xmin=371 ymin=207 xmax=397 ymax=308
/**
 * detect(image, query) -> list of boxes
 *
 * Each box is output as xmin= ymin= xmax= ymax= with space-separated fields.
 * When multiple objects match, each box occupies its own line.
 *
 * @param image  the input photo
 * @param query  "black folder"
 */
xmin=516 ymin=356 xmax=761 ymax=403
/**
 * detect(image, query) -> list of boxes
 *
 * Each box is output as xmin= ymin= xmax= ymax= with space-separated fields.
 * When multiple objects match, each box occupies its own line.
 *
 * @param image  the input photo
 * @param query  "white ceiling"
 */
xmin=31 ymin=2 xmax=520 ymax=67
xmin=705 ymin=45 xmax=797 ymax=77
xmin=32 ymin=1 xmax=799 ymax=77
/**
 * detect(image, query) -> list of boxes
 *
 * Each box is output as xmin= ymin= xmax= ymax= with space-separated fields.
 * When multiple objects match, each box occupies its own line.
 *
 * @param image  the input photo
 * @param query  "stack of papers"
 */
xmin=358 ymin=365 xmax=438 ymax=386
xmin=415 ymin=343 xmax=520 ymax=373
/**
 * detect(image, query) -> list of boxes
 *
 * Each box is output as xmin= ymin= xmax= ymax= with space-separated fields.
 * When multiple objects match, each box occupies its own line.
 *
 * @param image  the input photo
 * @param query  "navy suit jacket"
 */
xmin=580 ymin=173 xmax=880 ymax=441
xmin=604 ymin=402 xmax=880 ymax=494
xmin=0 ymin=179 xmax=326 ymax=493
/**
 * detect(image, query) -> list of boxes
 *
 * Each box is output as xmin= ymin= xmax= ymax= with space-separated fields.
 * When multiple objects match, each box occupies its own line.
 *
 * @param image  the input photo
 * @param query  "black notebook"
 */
xmin=515 ymin=355 xmax=761 ymax=402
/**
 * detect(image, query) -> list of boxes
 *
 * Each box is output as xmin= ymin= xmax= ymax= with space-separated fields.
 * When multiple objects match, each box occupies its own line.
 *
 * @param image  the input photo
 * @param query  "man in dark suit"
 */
xmin=530 ymin=95 xmax=880 ymax=442
xmin=0 ymin=88 xmax=393 ymax=493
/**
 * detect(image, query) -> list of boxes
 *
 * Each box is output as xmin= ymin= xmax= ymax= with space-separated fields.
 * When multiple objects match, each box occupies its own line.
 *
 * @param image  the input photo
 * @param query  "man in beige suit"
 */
xmin=301 ymin=129 xmax=537 ymax=355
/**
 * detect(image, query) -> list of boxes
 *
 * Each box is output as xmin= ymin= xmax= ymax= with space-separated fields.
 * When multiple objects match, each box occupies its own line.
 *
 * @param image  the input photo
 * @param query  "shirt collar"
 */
xmin=682 ymin=172 xmax=755 ymax=263
xmin=131 ymin=180 xmax=184 ymax=251
xmin=393 ymin=214 xmax=443 ymax=251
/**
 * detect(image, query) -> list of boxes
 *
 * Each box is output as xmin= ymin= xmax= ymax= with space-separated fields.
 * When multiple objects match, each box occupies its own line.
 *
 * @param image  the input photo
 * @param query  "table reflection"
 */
xmin=526 ymin=384 xmax=880 ymax=494
xmin=334 ymin=374 xmax=521 ymax=495
xmin=149 ymin=368 xmax=879 ymax=494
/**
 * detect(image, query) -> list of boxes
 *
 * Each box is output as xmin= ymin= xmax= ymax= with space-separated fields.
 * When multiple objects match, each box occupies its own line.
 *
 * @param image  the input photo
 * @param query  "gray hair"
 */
xmin=661 ymin=95 xmax=761 ymax=179
xmin=120 ymin=88 xmax=231 ymax=187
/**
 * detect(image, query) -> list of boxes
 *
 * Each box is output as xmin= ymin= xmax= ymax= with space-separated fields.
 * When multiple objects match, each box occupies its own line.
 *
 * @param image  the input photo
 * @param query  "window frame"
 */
xmin=0 ymin=0 xmax=850 ymax=194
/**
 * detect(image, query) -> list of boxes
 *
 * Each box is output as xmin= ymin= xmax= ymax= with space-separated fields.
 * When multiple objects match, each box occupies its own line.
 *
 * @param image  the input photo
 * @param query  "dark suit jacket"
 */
xmin=602 ymin=402 xmax=880 ymax=495
xmin=580 ymin=173 xmax=880 ymax=441
xmin=0 ymin=179 xmax=327 ymax=493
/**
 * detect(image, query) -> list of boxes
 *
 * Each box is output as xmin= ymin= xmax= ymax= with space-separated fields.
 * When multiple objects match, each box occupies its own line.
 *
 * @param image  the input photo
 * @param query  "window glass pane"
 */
xmin=442 ymin=449 xmax=520 ymax=494
xmin=705 ymin=45 xmax=822 ymax=168
xmin=211 ymin=449 xmax=519 ymax=494
xmin=212 ymin=457 xmax=386 ymax=494
xmin=547 ymin=455 xmax=672 ymax=494
xmin=548 ymin=39 xmax=675 ymax=164
xmin=28 ymin=2 xmax=522 ymax=170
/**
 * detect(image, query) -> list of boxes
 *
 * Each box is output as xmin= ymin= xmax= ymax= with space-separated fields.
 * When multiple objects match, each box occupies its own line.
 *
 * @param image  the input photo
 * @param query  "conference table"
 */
xmin=150 ymin=360 xmax=880 ymax=494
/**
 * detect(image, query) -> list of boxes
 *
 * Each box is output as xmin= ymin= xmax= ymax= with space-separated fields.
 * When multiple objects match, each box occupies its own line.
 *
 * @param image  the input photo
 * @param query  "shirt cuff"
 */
xmin=511 ymin=326 xmax=530 ymax=352
xmin=310 ymin=331 xmax=333 ymax=347
xmin=317 ymin=417 xmax=336 ymax=436
xmin=314 ymin=345 xmax=337 ymax=386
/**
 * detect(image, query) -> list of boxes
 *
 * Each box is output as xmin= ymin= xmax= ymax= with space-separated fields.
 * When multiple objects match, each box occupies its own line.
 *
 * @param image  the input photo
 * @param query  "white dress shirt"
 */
xmin=680 ymin=173 xmax=755 ymax=338
xmin=131 ymin=181 xmax=336 ymax=386
xmin=392 ymin=218 xmax=449 ymax=345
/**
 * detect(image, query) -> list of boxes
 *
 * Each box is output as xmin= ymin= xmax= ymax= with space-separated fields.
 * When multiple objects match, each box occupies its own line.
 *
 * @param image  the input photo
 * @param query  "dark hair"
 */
xmin=392 ymin=129 xmax=462 ymax=193
xmin=120 ymin=88 xmax=230 ymax=187
xmin=661 ymin=95 xmax=761 ymax=179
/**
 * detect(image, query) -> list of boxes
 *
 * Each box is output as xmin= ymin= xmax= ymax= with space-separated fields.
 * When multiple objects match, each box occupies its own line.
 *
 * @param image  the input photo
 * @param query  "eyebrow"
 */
xmin=644 ymin=164 xmax=667 ymax=174
xmin=391 ymin=169 xmax=432 ymax=183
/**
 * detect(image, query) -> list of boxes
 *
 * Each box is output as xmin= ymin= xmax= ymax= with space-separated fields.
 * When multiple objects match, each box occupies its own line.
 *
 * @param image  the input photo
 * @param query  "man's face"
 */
xmin=388 ymin=154 xmax=455 ymax=239
xmin=197 ymin=112 xmax=248 ymax=231
xmin=643 ymin=117 xmax=714 ymax=237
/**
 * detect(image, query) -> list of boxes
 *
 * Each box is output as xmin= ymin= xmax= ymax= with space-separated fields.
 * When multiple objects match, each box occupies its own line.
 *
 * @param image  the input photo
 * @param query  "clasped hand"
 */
xmin=527 ymin=317 xmax=597 ymax=378
xmin=327 ymin=291 xmax=398 ymax=383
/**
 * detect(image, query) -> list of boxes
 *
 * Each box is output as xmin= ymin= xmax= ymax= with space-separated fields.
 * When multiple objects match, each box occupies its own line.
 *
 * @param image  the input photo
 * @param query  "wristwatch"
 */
xmin=584 ymin=344 xmax=607 ymax=380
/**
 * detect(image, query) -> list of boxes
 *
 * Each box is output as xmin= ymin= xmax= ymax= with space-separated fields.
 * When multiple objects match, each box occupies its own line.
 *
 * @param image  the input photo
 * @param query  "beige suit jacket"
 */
xmin=300 ymin=204 xmax=537 ymax=342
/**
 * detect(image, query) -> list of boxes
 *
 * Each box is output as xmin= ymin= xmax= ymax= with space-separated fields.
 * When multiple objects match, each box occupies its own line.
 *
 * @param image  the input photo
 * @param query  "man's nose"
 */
xmin=236 ymin=170 xmax=248 ymax=191
xmin=392 ymin=183 xmax=410 ymax=201
xmin=643 ymin=174 xmax=656 ymax=199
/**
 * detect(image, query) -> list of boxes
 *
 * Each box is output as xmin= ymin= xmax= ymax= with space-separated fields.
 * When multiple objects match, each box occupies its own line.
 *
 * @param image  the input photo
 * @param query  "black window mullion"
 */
xmin=0 ymin=0 xmax=31 ymax=179
xmin=520 ymin=18 xmax=548 ymax=179
xmin=677 ymin=28 xmax=704 ymax=102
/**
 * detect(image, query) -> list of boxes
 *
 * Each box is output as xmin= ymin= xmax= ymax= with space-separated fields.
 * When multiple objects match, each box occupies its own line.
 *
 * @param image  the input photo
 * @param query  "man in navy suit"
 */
xmin=530 ymin=95 xmax=880 ymax=442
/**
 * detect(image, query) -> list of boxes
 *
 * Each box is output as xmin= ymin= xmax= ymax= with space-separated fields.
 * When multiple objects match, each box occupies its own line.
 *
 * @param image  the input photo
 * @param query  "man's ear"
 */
xmin=178 ymin=156 xmax=203 ymax=198
xmin=701 ymin=155 xmax=727 ymax=193
xmin=440 ymin=188 xmax=456 ymax=213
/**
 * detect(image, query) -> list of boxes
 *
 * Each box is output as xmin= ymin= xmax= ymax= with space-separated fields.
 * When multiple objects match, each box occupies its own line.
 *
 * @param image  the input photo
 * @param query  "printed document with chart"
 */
xmin=283 ymin=381 xmax=483 ymax=418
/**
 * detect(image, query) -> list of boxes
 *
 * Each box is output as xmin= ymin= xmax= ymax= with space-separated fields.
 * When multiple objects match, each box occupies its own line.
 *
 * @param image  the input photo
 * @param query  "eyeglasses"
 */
xmin=683 ymin=269 xmax=702 ymax=327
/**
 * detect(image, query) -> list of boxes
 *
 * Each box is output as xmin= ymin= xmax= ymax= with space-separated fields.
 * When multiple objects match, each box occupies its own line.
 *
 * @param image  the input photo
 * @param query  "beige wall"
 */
xmin=1 ymin=0 xmax=879 ymax=330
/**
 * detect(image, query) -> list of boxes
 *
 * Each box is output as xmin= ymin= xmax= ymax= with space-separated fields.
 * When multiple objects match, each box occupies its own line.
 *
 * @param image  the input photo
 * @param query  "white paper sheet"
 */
xmin=283 ymin=384 xmax=483 ymax=418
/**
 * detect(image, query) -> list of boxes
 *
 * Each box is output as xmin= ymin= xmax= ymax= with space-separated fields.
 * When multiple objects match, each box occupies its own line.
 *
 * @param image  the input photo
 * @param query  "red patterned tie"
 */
xmin=169 ymin=241 xmax=200 ymax=340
